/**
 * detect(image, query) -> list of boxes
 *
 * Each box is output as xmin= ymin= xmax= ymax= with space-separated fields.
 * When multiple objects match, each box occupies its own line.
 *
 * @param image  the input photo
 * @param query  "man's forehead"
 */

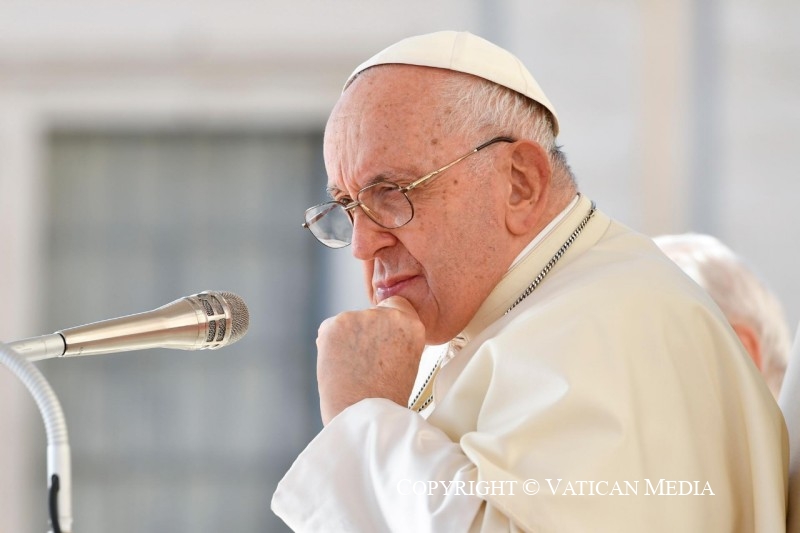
xmin=326 ymin=82 xmax=437 ymax=145
xmin=322 ymin=67 xmax=469 ymax=193
xmin=334 ymin=65 xmax=446 ymax=114
xmin=327 ymin=67 xmax=455 ymax=146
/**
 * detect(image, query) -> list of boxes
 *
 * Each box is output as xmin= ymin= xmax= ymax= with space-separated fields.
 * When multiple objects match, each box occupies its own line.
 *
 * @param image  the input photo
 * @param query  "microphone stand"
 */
xmin=0 ymin=341 xmax=72 ymax=533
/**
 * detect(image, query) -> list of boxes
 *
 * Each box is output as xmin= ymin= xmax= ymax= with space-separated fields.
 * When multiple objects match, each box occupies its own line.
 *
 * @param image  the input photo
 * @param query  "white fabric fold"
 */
xmin=272 ymin=399 xmax=483 ymax=533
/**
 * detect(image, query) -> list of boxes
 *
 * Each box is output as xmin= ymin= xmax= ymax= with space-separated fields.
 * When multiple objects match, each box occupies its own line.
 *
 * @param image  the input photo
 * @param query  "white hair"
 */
xmin=434 ymin=73 xmax=576 ymax=190
xmin=654 ymin=233 xmax=791 ymax=397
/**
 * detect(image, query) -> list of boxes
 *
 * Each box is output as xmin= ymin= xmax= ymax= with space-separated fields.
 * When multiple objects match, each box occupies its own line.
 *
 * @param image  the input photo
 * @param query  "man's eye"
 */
xmin=336 ymin=197 xmax=353 ymax=206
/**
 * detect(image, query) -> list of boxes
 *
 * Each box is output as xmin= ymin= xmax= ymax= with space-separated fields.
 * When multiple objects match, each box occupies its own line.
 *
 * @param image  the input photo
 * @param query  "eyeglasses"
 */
xmin=302 ymin=136 xmax=515 ymax=248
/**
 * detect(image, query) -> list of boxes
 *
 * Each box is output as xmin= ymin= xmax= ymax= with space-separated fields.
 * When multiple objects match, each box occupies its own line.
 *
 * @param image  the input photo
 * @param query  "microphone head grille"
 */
xmin=217 ymin=291 xmax=250 ymax=344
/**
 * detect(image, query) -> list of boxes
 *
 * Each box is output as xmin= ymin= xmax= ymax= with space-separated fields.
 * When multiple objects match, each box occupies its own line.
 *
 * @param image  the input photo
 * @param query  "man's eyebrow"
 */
xmin=325 ymin=173 xmax=403 ymax=199
xmin=325 ymin=186 xmax=343 ymax=200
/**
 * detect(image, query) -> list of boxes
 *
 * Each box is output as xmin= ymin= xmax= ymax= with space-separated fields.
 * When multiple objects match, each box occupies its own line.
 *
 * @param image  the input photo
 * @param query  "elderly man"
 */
xmin=655 ymin=232 xmax=792 ymax=399
xmin=272 ymin=31 xmax=787 ymax=531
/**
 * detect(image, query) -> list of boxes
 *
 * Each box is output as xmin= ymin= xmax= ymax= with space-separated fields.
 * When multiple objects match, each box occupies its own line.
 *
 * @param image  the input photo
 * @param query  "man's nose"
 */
xmin=350 ymin=207 xmax=396 ymax=260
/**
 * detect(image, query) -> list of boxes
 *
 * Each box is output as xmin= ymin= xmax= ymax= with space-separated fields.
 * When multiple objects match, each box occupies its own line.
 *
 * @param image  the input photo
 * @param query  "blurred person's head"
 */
xmin=654 ymin=233 xmax=791 ymax=397
xmin=304 ymin=31 xmax=577 ymax=344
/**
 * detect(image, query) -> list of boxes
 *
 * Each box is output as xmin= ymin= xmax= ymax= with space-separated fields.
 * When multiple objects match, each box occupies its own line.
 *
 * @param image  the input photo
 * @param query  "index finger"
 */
xmin=377 ymin=295 xmax=419 ymax=319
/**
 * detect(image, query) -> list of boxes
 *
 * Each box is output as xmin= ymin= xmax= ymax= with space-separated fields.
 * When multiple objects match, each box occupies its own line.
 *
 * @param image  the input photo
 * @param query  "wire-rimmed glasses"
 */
xmin=302 ymin=136 xmax=515 ymax=248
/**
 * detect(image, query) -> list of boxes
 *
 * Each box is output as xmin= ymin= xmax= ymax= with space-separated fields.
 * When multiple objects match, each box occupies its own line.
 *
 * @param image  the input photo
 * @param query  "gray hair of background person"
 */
xmin=654 ymin=232 xmax=791 ymax=397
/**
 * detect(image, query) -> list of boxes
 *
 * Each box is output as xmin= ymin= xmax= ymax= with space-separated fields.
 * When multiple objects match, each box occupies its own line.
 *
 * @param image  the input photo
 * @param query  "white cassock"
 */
xmin=272 ymin=194 xmax=788 ymax=532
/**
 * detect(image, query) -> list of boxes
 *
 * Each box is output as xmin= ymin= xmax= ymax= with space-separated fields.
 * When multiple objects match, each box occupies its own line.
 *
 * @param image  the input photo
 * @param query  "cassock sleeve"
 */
xmin=271 ymin=398 xmax=485 ymax=532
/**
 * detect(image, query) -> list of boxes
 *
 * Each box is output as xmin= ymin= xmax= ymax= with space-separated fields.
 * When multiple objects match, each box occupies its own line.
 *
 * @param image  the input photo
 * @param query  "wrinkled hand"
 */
xmin=316 ymin=295 xmax=426 ymax=425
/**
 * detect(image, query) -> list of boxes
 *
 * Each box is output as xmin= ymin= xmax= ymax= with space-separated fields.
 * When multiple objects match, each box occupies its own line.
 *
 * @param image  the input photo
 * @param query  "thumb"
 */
xmin=377 ymin=295 xmax=420 ymax=320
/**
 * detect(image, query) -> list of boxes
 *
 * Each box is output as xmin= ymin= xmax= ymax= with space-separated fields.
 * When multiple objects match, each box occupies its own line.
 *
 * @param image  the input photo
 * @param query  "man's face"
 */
xmin=323 ymin=66 xmax=514 ymax=344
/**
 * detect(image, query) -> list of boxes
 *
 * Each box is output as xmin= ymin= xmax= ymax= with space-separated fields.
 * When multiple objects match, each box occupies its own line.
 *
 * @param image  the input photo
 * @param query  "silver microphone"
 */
xmin=7 ymin=291 xmax=250 ymax=362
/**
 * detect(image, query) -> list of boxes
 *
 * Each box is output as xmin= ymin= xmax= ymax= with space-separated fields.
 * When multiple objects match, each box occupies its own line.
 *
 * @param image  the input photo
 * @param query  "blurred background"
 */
xmin=0 ymin=1 xmax=798 ymax=531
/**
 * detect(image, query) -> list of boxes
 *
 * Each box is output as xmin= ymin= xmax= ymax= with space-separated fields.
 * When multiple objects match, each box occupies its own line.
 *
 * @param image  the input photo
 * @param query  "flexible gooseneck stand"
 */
xmin=0 ymin=341 xmax=72 ymax=533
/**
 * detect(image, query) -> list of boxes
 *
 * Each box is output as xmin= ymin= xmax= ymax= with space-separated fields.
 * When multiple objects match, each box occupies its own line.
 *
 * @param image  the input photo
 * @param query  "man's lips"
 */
xmin=374 ymin=275 xmax=418 ymax=301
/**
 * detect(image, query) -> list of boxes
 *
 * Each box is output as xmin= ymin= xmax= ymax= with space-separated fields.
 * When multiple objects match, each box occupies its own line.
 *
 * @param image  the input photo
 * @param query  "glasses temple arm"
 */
xmin=402 ymin=136 xmax=516 ymax=192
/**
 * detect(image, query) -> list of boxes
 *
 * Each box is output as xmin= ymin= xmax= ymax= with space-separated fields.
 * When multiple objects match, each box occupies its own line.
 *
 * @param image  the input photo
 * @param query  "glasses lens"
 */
xmin=304 ymin=202 xmax=353 ymax=248
xmin=359 ymin=182 xmax=413 ymax=228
